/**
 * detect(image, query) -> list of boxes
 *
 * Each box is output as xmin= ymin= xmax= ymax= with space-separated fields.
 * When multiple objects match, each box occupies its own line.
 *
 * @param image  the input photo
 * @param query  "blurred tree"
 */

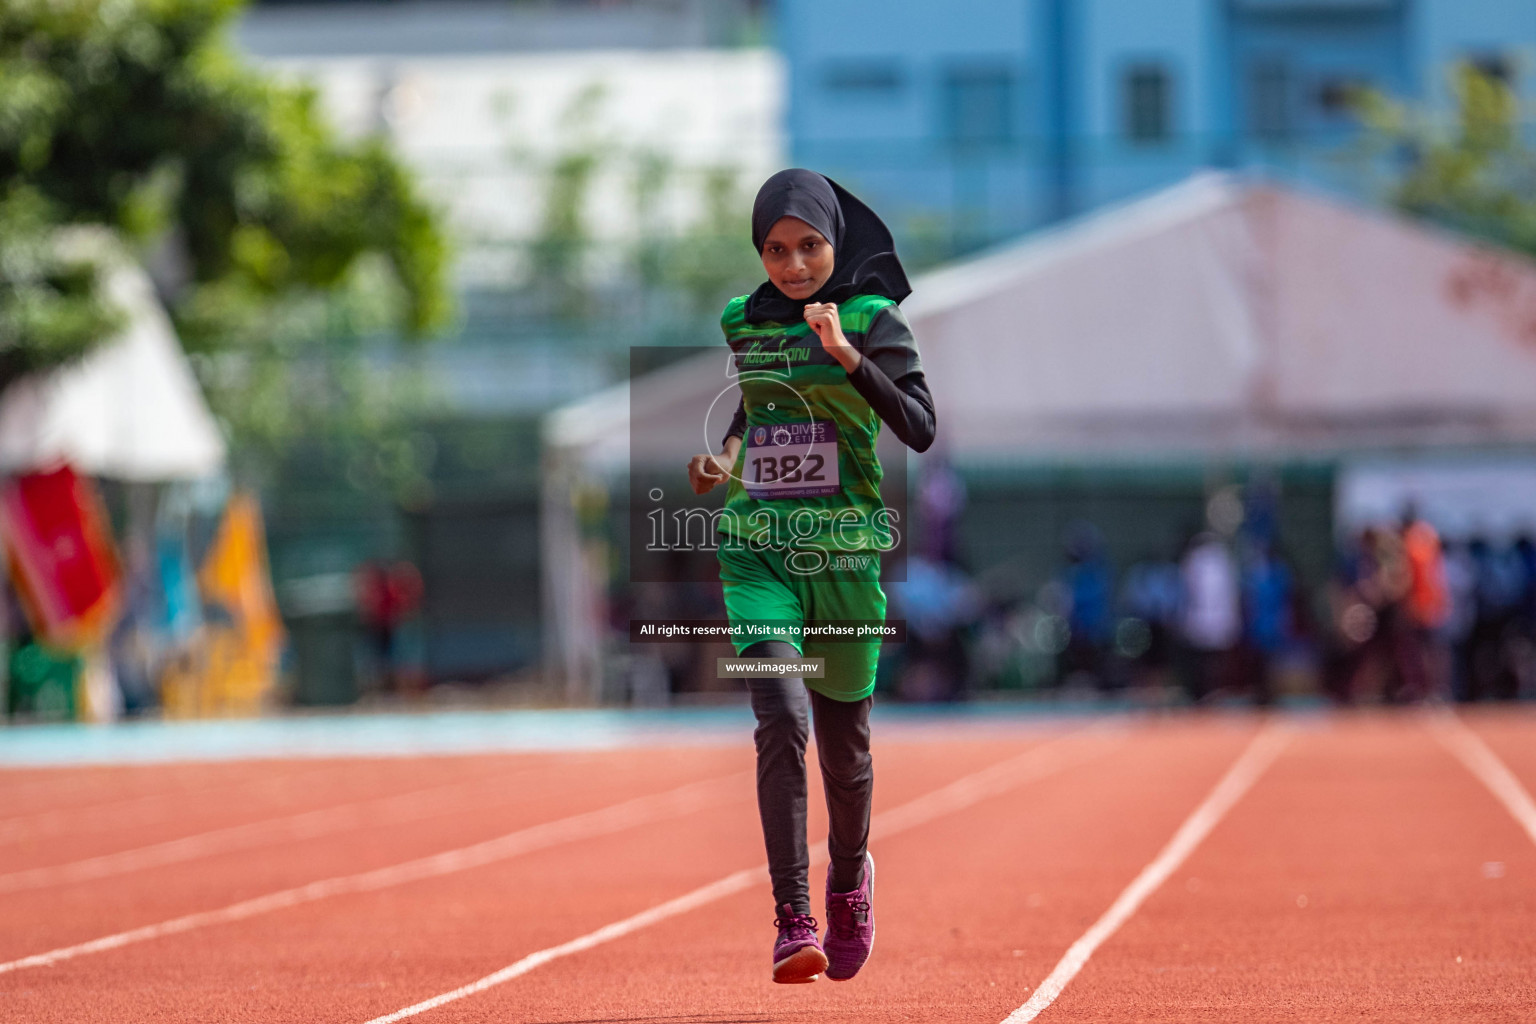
xmin=509 ymin=80 xmax=760 ymax=335
xmin=0 ymin=0 xmax=451 ymax=484
xmin=1356 ymin=62 xmax=1536 ymax=258
xmin=0 ymin=187 xmax=124 ymax=386
xmin=655 ymin=163 xmax=761 ymax=315
xmin=526 ymin=83 xmax=605 ymax=318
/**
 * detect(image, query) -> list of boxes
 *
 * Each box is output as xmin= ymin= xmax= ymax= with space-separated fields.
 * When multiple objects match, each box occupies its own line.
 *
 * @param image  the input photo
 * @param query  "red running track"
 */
xmin=1 ymin=709 xmax=1533 ymax=1022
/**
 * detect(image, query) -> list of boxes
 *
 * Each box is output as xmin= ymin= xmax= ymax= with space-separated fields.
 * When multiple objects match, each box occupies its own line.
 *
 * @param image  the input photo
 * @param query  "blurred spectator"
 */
xmin=1514 ymin=534 xmax=1536 ymax=698
xmin=1465 ymin=536 xmax=1526 ymax=701
xmin=969 ymin=597 xmax=1029 ymax=691
xmin=1057 ymin=523 xmax=1114 ymax=691
xmin=1401 ymin=510 xmax=1450 ymax=699
xmin=1177 ymin=531 xmax=1241 ymax=702
xmin=108 ymin=536 xmax=160 ymax=715
xmin=1440 ymin=537 xmax=1479 ymax=699
xmin=1328 ymin=526 xmax=1432 ymax=704
xmin=355 ymin=560 xmax=424 ymax=694
xmin=1514 ymin=534 xmax=1536 ymax=623
xmin=1239 ymin=540 xmax=1292 ymax=706
xmin=917 ymin=457 xmax=967 ymax=565
xmin=889 ymin=553 xmax=980 ymax=701
xmin=1118 ymin=553 xmax=1183 ymax=692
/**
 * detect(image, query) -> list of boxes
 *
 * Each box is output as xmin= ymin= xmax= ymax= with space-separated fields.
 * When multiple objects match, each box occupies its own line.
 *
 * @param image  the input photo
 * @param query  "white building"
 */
xmin=238 ymin=5 xmax=785 ymax=291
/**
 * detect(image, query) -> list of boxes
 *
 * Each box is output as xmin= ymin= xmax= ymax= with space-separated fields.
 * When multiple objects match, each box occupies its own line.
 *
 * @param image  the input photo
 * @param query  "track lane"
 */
xmin=0 ymin=730 xmax=1096 ymax=1023
xmin=0 ymin=761 xmax=346 ymax=829
xmin=11 ymin=711 xmax=1535 ymax=1024
xmin=401 ymin=718 xmax=1262 ymax=1024
xmin=1457 ymin=707 xmax=1536 ymax=830
xmin=0 ymin=762 xmax=552 ymax=887
xmin=1042 ymin=712 xmax=1536 ymax=1023
xmin=0 ymin=757 xmax=528 ymax=863
xmin=0 ymin=746 xmax=751 ymax=961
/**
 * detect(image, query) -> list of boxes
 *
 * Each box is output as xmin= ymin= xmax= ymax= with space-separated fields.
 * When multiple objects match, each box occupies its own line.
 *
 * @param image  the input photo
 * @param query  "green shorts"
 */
xmin=717 ymin=540 xmax=886 ymax=702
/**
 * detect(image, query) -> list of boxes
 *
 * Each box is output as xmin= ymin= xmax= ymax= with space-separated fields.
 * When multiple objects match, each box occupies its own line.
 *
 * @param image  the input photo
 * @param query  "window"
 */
xmin=1467 ymin=52 xmax=1515 ymax=86
xmin=943 ymin=66 xmax=1016 ymax=148
xmin=1315 ymin=76 xmax=1368 ymax=117
xmin=824 ymin=60 xmax=905 ymax=98
xmin=1123 ymin=65 xmax=1171 ymax=144
xmin=1249 ymin=58 xmax=1292 ymax=142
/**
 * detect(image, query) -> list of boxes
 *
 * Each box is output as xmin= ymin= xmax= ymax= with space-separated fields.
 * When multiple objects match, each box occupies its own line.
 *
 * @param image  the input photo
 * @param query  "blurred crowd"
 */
xmin=888 ymin=496 xmax=1536 ymax=707
xmin=1330 ymin=522 xmax=1536 ymax=705
xmin=888 ymin=526 xmax=1303 ymax=705
xmin=610 ymin=465 xmax=1536 ymax=707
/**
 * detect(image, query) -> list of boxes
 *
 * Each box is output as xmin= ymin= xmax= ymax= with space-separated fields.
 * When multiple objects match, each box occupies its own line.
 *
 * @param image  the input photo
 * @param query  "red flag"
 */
xmin=0 ymin=464 xmax=120 ymax=649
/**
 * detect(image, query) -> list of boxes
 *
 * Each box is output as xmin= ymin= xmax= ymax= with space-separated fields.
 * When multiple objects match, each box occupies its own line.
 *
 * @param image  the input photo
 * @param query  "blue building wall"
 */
xmin=780 ymin=0 xmax=1536 ymax=260
xmin=784 ymin=0 xmax=1044 ymax=258
xmin=1077 ymin=0 xmax=1222 ymax=213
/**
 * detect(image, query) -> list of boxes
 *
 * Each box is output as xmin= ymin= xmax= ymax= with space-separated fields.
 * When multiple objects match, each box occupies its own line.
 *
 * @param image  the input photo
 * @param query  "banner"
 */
xmin=0 ymin=464 xmax=120 ymax=649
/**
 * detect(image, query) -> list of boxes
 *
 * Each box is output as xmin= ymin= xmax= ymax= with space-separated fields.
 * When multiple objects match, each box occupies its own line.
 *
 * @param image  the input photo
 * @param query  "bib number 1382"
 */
xmin=743 ymin=420 xmax=840 ymax=500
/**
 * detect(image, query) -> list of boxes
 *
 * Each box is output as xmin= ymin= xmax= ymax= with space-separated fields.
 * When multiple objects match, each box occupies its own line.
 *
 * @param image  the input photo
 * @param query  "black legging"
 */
xmin=743 ymin=640 xmax=873 ymax=915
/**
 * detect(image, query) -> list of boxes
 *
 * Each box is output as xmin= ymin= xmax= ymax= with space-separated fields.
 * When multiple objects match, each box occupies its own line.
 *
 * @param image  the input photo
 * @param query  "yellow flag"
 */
xmin=195 ymin=492 xmax=284 ymax=710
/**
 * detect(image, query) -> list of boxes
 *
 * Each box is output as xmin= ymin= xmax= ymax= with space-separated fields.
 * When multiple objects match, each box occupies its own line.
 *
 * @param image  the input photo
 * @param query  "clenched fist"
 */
xmin=804 ymin=302 xmax=861 ymax=372
xmin=687 ymin=451 xmax=732 ymax=495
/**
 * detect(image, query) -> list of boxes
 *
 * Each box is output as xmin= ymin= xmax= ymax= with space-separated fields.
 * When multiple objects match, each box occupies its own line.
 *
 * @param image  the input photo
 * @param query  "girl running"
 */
xmin=686 ymin=169 xmax=936 ymax=984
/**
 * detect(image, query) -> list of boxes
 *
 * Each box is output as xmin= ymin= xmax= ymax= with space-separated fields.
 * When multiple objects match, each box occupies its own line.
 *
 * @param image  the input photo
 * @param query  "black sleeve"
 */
xmin=846 ymin=360 xmax=936 ymax=453
xmin=721 ymin=397 xmax=747 ymax=450
xmin=847 ymin=304 xmax=936 ymax=452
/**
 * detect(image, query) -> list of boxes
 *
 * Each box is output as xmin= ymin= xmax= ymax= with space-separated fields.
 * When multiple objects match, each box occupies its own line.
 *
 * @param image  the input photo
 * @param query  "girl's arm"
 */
xmin=721 ymin=398 xmax=748 ymax=450
xmin=687 ymin=435 xmax=741 ymax=495
xmin=804 ymin=302 xmax=937 ymax=453
xmin=844 ymin=361 xmax=936 ymax=453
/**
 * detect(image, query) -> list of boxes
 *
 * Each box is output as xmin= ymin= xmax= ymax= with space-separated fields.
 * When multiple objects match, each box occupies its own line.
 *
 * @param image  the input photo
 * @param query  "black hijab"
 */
xmin=744 ymin=169 xmax=911 ymax=325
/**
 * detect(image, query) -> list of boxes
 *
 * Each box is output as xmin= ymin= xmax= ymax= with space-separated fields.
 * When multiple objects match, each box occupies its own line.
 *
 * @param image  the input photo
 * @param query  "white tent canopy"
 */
xmin=0 ymin=232 xmax=226 ymax=481
xmin=909 ymin=173 xmax=1536 ymax=460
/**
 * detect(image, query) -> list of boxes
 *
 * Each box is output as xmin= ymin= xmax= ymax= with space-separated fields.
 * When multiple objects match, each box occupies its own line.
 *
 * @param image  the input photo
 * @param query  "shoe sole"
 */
xmin=772 ymin=945 xmax=828 ymax=984
xmin=826 ymin=852 xmax=875 ymax=982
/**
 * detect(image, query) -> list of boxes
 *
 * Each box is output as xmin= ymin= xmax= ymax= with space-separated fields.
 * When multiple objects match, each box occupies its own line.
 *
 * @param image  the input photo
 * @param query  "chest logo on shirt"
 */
xmin=737 ymin=339 xmax=814 ymax=364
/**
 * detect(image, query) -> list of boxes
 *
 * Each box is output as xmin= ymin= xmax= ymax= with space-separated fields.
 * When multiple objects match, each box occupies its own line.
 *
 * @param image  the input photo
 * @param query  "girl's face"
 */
xmin=760 ymin=216 xmax=835 ymax=300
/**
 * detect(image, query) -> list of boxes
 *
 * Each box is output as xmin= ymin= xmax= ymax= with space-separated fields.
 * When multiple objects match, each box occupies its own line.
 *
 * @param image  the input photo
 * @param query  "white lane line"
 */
xmin=0 ymin=762 xmax=416 ymax=846
xmin=0 ymin=767 xmax=549 ymax=894
xmin=0 ymin=772 xmax=748 ymax=975
xmin=0 ymin=790 xmax=183 ymax=843
xmin=362 ymin=867 xmax=763 ymax=1024
xmin=0 ymin=779 xmax=277 ymax=845
xmin=1000 ymin=720 xmax=1292 ymax=1024
xmin=362 ymin=723 xmax=1126 ymax=1024
xmin=1431 ymin=712 xmax=1536 ymax=848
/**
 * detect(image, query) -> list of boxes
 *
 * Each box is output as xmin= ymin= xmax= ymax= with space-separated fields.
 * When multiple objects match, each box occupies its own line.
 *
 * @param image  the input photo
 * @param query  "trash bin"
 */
xmin=285 ymin=611 xmax=359 ymax=706
xmin=279 ymin=573 xmax=360 ymax=707
xmin=7 ymin=642 xmax=80 ymax=721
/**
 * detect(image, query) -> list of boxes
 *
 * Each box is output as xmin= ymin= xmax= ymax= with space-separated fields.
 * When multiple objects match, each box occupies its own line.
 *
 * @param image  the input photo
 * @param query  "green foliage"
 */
xmin=0 ymin=0 xmax=452 ymax=474
xmin=528 ymin=149 xmax=601 ymax=314
xmin=1356 ymin=63 xmax=1536 ymax=257
xmin=655 ymin=163 xmax=762 ymax=313
xmin=0 ymin=188 xmax=124 ymax=384
xmin=506 ymin=77 xmax=760 ymax=330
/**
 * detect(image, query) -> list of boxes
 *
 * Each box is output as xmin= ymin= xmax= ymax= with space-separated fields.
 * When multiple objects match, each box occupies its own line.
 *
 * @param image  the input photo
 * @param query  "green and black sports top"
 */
xmin=716 ymin=292 xmax=935 ymax=553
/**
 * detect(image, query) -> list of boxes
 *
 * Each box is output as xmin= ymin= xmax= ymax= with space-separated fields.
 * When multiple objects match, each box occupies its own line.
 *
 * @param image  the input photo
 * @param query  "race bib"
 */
xmin=744 ymin=421 xmax=840 ymax=500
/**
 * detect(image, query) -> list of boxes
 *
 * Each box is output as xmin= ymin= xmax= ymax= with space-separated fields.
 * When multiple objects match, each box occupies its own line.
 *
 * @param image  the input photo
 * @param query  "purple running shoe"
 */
xmin=771 ymin=904 xmax=827 ymax=984
xmin=823 ymin=852 xmax=875 ymax=981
